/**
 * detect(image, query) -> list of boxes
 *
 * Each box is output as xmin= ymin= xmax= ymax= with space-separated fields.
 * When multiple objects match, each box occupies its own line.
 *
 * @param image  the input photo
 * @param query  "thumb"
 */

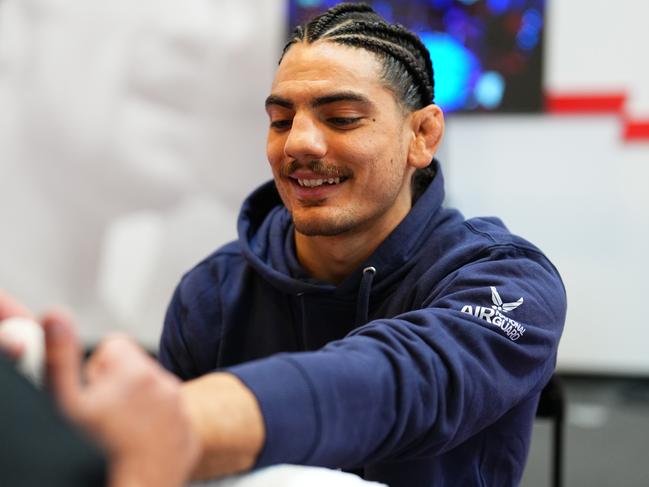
xmin=41 ymin=310 xmax=84 ymax=419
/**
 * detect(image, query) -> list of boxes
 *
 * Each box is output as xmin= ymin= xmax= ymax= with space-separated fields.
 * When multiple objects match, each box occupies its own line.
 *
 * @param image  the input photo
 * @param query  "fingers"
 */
xmin=0 ymin=289 xmax=34 ymax=320
xmin=41 ymin=309 xmax=84 ymax=419
xmin=85 ymin=333 xmax=152 ymax=383
xmin=80 ymin=335 xmax=199 ymax=487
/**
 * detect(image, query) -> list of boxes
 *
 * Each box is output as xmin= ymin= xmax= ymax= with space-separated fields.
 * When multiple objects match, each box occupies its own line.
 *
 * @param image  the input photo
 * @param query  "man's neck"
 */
xmin=294 ymin=234 xmax=374 ymax=285
xmin=294 ymin=203 xmax=411 ymax=285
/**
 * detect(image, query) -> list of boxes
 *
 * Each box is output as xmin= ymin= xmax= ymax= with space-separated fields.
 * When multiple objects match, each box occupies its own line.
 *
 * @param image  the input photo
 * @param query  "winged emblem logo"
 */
xmin=490 ymin=286 xmax=523 ymax=313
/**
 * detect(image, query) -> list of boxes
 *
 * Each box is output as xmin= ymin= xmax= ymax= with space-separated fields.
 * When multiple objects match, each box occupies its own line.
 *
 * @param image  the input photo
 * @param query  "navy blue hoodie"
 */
xmin=159 ymin=161 xmax=566 ymax=486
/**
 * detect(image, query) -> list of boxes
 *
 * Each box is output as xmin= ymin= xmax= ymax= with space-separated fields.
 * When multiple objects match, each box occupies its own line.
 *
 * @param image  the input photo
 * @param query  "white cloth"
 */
xmin=192 ymin=465 xmax=387 ymax=487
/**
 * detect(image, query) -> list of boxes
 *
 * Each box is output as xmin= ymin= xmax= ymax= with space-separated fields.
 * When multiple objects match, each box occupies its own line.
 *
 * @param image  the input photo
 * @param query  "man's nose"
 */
xmin=283 ymin=114 xmax=326 ymax=161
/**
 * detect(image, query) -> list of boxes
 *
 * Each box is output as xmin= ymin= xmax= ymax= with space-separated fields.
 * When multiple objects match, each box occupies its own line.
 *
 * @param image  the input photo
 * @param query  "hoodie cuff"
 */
xmin=227 ymin=355 xmax=320 ymax=467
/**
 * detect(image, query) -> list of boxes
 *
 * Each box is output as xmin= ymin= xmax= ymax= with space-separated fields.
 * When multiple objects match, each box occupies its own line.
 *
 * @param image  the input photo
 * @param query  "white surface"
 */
xmin=445 ymin=0 xmax=649 ymax=374
xmin=0 ymin=317 xmax=45 ymax=385
xmin=193 ymin=465 xmax=386 ymax=487
xmin=0 ymin=0 xmax=282 ymax=348
xmin=546 ymin=0 xmax=649 ymax=116
xmin=444 ymin=114 xmax=649 ymax=375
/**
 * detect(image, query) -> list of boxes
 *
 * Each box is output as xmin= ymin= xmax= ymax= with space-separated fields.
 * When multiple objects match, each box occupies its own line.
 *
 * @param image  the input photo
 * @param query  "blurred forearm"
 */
xmin=182 ymin=373 xmax=265 ymax=480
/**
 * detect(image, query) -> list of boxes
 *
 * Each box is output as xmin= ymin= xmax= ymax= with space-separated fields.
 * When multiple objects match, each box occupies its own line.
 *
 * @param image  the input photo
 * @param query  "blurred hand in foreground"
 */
xmin=0 ymin=290 xmax=201 ymax=487
xmin=44 ymin=310 xmax=202 ymax=487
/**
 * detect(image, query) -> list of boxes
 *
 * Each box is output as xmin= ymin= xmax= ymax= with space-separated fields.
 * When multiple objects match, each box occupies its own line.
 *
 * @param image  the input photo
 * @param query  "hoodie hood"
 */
xmin=237 ymin=160 xmax=448 ymax=298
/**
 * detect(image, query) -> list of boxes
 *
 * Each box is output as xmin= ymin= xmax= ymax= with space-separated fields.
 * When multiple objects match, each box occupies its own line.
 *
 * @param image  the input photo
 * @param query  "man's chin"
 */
xmin=292 ymin=217 xmax=355 ymax=237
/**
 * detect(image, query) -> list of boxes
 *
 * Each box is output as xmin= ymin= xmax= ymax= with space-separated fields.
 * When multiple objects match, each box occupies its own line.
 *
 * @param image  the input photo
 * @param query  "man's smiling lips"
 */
xmin=288 ymin=171 xmax=349 ymax=200
xmin=296 ymin=176 xmax=342 ymax=187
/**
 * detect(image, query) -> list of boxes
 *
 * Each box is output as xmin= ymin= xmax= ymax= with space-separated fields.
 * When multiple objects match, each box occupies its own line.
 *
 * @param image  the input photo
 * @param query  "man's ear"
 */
xmin=407 ymin=104 xmax=444 ymax=169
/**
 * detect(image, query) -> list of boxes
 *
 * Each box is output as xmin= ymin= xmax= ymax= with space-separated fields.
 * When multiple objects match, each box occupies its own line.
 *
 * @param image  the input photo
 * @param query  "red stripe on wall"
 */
xmin=545 ymin=92 xmax=626 ymax=113
xmin=624 ymin=120 xmax=649 ymax=141
xmin=545 ymin=91 xmax=649 ymax=141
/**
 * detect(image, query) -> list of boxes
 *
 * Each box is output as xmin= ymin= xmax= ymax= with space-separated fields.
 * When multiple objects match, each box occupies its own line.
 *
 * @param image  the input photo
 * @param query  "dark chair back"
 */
xmin=536 ymin=375 xmax=566 ymax=487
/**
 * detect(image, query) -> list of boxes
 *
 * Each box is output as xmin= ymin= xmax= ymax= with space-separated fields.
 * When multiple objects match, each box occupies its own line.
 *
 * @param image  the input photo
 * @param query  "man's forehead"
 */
xmin=271 ymin=41 xmax=385 ymax=93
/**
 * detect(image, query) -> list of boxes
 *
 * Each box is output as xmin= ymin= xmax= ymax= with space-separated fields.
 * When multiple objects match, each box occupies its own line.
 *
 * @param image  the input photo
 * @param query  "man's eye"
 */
xmin=270 ymin=120 xmax=292 ymax=130
xmin=328 ymin=117 xmax=361 ymax=127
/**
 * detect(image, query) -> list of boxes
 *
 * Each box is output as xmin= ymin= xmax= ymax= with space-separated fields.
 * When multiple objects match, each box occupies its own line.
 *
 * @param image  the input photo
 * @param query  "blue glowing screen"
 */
xmin=288 ymin=0 xmax=545 ymax=113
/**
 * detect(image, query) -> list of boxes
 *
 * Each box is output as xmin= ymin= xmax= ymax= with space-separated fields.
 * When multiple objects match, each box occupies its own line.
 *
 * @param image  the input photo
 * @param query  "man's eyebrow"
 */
xmin=265 ymin=95 xmax=293 ymax=109
xmin=312 ymin=91 xmax=371 ymax=108
xmin=264 ymin=91 xmax=371 ymax=110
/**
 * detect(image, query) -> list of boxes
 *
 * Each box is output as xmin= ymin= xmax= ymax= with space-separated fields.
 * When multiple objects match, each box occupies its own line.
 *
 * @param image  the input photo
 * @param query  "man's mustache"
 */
xmin=280 ymin=160 xmax=352 ymax=179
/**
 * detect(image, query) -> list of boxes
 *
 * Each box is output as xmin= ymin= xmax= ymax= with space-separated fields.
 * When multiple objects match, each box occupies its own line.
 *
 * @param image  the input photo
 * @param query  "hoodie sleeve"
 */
xmin=159 ymin=260 xmax=225 ymax=380
xmin=228 ymin=245 xmax=566 ymax=468
xmin=159 ymin=282 xmax=198 ymax=379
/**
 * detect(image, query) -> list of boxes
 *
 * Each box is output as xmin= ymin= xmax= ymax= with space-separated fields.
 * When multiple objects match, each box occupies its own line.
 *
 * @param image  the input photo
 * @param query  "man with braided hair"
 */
xmin=158 ymin=3 xmax=566 ymax=485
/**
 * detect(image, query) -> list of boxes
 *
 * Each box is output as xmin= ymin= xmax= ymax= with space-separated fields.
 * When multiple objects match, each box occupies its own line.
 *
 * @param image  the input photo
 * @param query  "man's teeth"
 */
xmin=297 ymin=177 xmax=341 ymax=187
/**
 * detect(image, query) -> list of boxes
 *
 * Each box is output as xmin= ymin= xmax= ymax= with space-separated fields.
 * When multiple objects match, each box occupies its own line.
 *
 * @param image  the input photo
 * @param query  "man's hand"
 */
xmin=1 ymin=290 xmax=265 ymax=483
xmin=1 ymin=289 xmax=201 ymax=487
xmin=42 ymin=310 xmax=201 ymax=487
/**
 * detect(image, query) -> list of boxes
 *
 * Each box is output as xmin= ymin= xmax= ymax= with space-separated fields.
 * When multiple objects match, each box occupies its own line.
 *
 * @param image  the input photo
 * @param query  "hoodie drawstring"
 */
xmin=355 ymin=266 xmax=376 ymax=327
xmin=296 ymin=266 xmax=376 ymax=348
xmin=296 ymin=292 xmax=307 ymax=349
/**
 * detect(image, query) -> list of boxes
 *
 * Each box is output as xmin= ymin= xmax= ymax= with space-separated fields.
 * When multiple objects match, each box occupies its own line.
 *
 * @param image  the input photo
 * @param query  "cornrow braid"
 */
xmin=324 ymin=20 xmax=433 ymax=107
xmin=282 ymin=2 xmax=435 ymax=109
xmin=332 ymin=20 xmax=434 ymax=86
xmin=306 ymin=3 xmax=374 ymax=41
xmin=281 ymin=2 xmax=438 ymax=201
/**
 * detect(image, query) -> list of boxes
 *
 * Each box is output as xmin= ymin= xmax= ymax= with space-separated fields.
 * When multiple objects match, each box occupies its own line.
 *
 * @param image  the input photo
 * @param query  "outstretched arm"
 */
xmin=181 ymin=372 xmax=265 ymax=480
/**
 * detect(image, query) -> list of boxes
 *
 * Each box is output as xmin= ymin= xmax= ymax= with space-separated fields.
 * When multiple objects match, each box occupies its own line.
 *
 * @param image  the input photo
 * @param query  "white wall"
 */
xmin=446 ymin=0 xmax=649 ymax=374
xmin=545 ymin=0 xmax=649 ymax=117
xmin=444 ymin=115 xmax=649 ymax=375
xmin=0 ymin=0 xmax=284 ymax=347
